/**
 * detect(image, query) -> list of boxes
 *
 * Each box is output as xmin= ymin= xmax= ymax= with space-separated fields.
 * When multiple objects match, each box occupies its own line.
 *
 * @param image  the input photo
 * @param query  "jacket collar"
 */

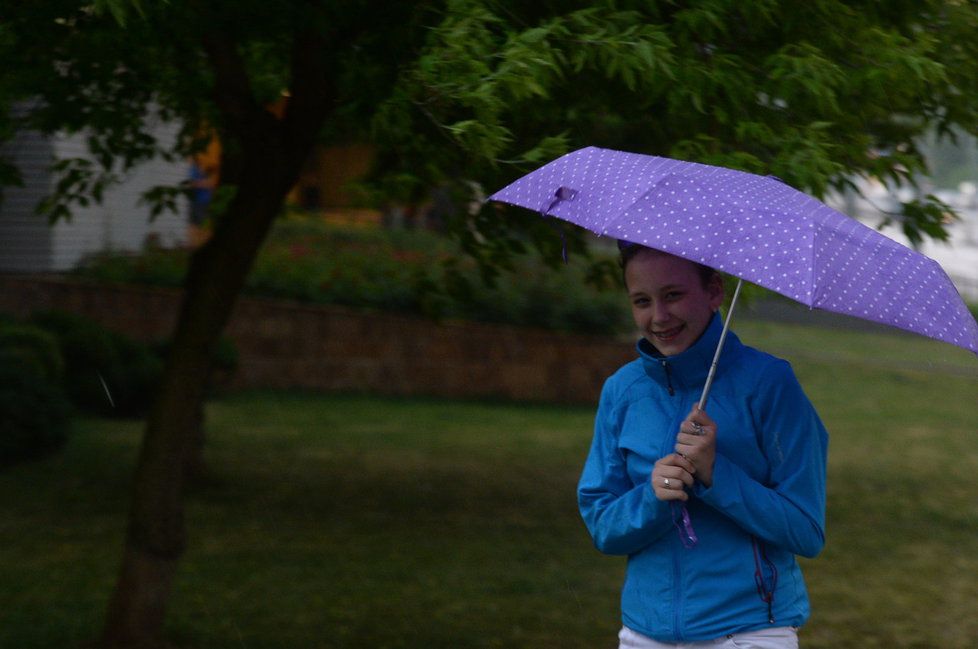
xmin=637 ymin=312 xmax=738 ymax=390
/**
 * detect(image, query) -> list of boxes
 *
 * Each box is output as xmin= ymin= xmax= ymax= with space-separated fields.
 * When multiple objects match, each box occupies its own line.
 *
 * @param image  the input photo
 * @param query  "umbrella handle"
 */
xmin=697 ymin=278 xmax=744 ymax=411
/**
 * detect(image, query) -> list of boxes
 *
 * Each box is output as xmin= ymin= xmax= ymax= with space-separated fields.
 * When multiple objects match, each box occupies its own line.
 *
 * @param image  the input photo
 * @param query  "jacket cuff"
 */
xmin=692 ymin=453 xmax=735 ymax=501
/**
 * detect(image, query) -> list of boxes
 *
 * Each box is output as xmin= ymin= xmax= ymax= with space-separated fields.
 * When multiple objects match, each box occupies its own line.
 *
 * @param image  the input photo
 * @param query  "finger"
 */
xmin=657 ymin=491 xmax=688 ymax=502
xmin=676 ymin=433 xmax=709 ymax=451
xmin=658 ymin=466 xmax=695 ymax=490
xmin=676 ymin=433 xmax=697 ymax=446
xmin=681 ymin=422 xmax=714 ymax=439
xmin=654 ymin=480 xmax=689 ymax=502
xmin=660 ymin=452 xmax=692 ymax=466
xmin=688 ymin=407 xmax=717 ymax=429
xmin=683 ymin=420 xmax=706 ymax=436
xmin=658 ymin=473 xmax=684 ymax=489
xmin=656 ymin=452 xmax=696 ymax=478
xmin=671 ymin=452 xmax=697 ymax=475
xmin=674 ymin=453 xmax=699 ymax=480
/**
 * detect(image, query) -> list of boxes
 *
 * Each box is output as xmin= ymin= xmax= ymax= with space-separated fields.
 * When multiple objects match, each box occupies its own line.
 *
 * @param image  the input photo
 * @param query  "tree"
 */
xmin=2 ymin=1 xmax=977 ymax=646
xmin=376 ymin=0 xmax=978 ymax=249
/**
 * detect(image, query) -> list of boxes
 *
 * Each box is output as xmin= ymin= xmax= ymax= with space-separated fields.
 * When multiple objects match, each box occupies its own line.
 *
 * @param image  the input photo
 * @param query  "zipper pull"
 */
xmin=661 ymin=360 xmax=675 ymax=396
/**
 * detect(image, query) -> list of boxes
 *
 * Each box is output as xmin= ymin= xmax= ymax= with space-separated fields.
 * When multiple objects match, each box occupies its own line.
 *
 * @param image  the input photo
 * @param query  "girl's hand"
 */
xmin=675 ymin=406 xmax=717 ymax=487
xmin=651 ymin=454 xmax=696 ymax=501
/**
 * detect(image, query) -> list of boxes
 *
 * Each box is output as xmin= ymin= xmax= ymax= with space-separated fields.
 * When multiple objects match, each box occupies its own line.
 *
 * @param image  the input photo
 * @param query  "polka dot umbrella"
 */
xmin=490 ymin=146 xmax=978 ymax=403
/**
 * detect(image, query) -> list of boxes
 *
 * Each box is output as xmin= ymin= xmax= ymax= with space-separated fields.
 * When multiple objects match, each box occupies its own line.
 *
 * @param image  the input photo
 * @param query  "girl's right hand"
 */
xmin=651 ymin=454 xmax=696 ymax=501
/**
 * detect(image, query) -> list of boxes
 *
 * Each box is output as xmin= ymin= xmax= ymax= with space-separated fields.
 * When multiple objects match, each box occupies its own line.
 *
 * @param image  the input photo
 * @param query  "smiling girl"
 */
xmin=578 ymin=243 xmax=829 ymax=649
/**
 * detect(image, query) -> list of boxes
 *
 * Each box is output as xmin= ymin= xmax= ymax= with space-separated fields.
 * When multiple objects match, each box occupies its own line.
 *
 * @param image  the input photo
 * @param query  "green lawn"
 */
xmin=0 ymin=320 xmax=976 ymax=648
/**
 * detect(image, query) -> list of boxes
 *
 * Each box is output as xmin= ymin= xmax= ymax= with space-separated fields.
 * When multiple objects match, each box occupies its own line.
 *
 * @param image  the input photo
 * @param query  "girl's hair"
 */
xmin=617 ymin=240 xmax=717 ymax=288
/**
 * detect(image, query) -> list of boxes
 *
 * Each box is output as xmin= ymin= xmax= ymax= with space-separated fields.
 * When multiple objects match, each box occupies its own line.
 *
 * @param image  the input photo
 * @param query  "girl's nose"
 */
xmin=650 ymin=301 xmax=670 ymax=323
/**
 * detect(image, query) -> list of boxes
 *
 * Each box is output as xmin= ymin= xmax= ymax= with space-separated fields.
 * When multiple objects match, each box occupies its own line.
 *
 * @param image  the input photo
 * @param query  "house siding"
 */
xmin=0 ymin=130 xmax=55 ymax=271
xmin=0 ymin=112 xmax=188 ymax=273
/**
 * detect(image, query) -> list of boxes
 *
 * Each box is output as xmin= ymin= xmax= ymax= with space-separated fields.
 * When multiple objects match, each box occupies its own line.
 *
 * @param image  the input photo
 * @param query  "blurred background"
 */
xmin=1 ymin=2 xmax=977 ymax=648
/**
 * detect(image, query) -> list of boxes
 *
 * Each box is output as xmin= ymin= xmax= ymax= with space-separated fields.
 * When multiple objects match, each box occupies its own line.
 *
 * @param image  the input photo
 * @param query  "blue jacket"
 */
xmin=578 ymin=314 xmax=828 ymax=642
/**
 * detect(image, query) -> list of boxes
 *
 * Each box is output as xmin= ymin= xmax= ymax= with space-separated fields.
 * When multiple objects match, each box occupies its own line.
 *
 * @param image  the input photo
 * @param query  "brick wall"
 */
xmin=0 ymin=275 xmax=635 ymax=404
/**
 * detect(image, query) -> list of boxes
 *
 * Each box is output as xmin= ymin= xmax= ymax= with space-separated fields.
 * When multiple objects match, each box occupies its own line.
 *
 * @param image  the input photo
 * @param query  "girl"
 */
xmin=578 ymin=243 xmax=828 ymax=649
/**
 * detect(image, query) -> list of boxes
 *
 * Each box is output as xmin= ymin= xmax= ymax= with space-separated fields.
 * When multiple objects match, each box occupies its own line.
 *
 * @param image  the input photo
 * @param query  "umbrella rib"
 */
xmin=698 ymin=277 xmax=744 ymax=410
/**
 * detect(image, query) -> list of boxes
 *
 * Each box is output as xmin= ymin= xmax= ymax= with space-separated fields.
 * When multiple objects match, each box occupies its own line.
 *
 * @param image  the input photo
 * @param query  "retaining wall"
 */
xmin=0 ymin=275 xmax=635 ymax=404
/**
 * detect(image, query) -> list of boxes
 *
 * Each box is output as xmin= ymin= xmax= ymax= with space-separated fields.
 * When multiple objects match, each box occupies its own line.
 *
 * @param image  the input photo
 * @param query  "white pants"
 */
xmin=619 ymin=625 xmax=799 ymax=649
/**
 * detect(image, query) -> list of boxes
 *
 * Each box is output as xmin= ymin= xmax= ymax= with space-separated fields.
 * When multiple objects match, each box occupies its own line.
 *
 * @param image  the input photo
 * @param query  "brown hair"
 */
xmin=618 ymin=241 xmax=718 ymax=289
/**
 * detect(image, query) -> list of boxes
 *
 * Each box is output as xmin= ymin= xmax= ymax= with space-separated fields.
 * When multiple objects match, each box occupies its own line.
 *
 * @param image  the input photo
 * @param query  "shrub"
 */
xmin=0 ymin=323 xmax=65 ymax=383
xmin=29 ymin=311 xmax=163 ymax=418
xmin=107 ymin=335 xmax=165 ymax=417
xmin=0 ymin=368 xmax=72 ymax=467
xmin=72 ymin=216 xmax=634 ymax=336
xmin=0 ymin=322 xmax=72 ymax=467
xmin=75 ymin=247 xmax=191 ymax=287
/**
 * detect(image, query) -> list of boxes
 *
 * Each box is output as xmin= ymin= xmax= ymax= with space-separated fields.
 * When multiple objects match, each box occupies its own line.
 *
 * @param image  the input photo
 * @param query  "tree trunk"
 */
xmin=96 ymin=153 xmax=307 ymax=648
xmin=98 ymin=547 xmax=180 ymax=649
xmin=182 ymin=388 xmax=207 ymax=483
xmin=93 ymin=22 xmax=332 ymax=646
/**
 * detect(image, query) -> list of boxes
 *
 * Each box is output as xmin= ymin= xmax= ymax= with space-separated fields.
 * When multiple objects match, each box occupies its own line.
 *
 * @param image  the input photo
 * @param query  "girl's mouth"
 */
xmin=652 ymin=324 xmax=684 ymax=341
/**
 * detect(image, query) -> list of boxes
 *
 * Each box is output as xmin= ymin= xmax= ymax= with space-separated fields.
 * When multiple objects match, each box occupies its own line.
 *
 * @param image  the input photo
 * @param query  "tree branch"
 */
xmin=200 ymin=28 xmax=267 ymax=144
xmin=283 ymin=28 xmax=334 ymax=168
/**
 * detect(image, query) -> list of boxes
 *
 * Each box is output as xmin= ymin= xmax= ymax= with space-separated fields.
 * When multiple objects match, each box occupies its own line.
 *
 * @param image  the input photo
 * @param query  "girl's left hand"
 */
xmin=675 ymin=406 xmax=717 ymax=487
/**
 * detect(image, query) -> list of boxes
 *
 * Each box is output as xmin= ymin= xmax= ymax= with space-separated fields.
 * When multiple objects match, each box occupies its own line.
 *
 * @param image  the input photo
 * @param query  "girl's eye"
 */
xmin=632 ymin=297 xmax=650 ymax=307
xmin=664 ymin=291 xmax=683 ymax=301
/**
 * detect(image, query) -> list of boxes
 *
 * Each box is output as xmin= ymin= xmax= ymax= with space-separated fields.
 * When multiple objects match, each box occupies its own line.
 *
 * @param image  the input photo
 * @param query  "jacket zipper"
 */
xmin=660 ymin=360 xmax=675 ymax=396
xmin=668 ymin=374 xmax=683 ymax=641
xmin=672 ymin=534 xmax=684 ymax=641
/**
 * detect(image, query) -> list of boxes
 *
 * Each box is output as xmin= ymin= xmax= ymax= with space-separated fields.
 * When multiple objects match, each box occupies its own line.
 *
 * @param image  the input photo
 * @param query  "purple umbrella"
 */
xmin=490 ymin=146 xmax=978 ymax=403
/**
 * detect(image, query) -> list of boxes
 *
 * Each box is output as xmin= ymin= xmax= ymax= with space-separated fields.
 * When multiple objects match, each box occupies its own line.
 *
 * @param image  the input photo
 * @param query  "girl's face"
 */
xmin=624 ymin=249 xmax=724 ymax=357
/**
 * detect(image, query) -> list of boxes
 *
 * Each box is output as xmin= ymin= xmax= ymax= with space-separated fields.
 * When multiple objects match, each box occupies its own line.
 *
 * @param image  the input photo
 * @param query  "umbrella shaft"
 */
xmin=698 ymin=278 xmax=744 ymax=411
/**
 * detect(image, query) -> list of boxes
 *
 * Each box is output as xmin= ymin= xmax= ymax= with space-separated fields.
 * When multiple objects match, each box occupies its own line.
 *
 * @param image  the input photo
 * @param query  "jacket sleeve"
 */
xmin=577 ymin=381 xmax=675 ymax=556
xmin=695 ymin=360 xmax=828 ymax=558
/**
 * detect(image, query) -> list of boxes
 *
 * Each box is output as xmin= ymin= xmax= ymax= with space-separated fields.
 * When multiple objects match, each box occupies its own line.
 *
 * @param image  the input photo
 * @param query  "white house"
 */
xmin=0 ymin=114 xmax=188 ymax=273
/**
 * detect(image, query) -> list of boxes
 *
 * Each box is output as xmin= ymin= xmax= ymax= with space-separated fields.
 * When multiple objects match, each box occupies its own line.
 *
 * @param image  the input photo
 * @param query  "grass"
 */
xmin=0 ymin=321 xmax=976 ymax=648
xmin=734 ymin=320 xmax=978 ymax=648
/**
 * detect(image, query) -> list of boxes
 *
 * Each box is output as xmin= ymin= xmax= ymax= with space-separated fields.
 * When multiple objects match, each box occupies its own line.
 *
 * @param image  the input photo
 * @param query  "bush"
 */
xmin=0 ymin=323 xmax=64 ymax=383
xmin=28 ymin=310 xmax=240 ymax=416
xmin=108 ymin=335 xmax=166 ymax=416
xmin=0 ymin=369 xmax=72 ymax=467
xmin=29 ymin=311 xmax=164 ymax=418
xmin=75 ymin=246 xmax=191 ymax=287
xmin=72 ymin=215 xmax=634 ymax=336
xmin=0 ymin=322 xmax=72 ymax=467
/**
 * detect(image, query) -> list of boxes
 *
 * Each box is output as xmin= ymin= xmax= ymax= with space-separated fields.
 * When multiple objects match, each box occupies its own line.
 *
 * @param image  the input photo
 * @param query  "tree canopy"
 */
xmin=373 ymin=0 xmax=978 ymax=247
xmin=4 ymin=1 xmax=978 ymax=244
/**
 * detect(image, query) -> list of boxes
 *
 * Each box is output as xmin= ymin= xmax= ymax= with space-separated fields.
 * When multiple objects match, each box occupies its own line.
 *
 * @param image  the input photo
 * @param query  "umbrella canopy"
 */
xmin=490 ymin=146 xmax=978 ymax=356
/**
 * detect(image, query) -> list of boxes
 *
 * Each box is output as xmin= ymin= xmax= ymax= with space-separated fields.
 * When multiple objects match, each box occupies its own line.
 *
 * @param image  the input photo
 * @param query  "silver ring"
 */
xmin=663 ymin=477 xmax=671 ymax=487
xmin=691 ymin=422 xmax=704 ymax=435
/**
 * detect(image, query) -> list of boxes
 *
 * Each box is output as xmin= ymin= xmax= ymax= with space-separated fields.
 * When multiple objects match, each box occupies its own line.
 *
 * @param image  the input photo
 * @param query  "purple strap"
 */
xmin=672 ymin=503 xmax=698 ymax=548
xmin=538 ymin=187 xmax=577 ymax=263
